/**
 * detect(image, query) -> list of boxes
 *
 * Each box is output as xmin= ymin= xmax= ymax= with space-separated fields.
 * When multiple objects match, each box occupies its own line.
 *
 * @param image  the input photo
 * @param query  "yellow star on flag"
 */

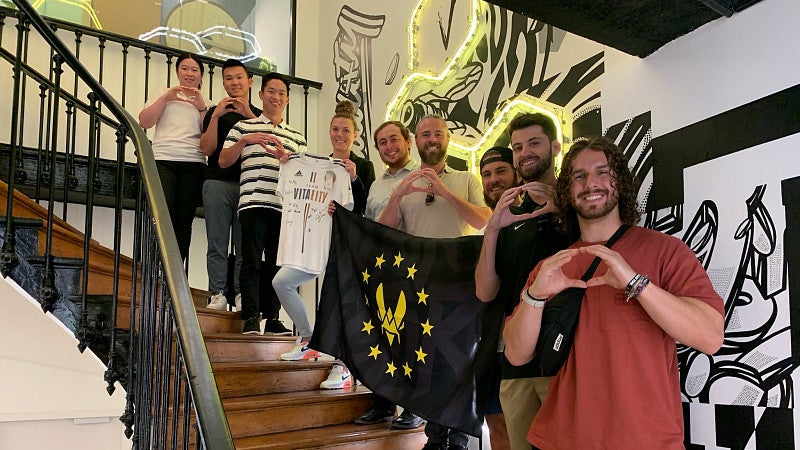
xmin=375 ymin=254 xmax=385 ymax=268
xmin=415 ymin=346 xmax=428 ymax=363
xmin=393 ymin=252 xmax=404 ymax=267
xmin=407 ymin=264 xmax=417 ymax=279
xmin=417 ymin=288 xmax=429 ymax=305
xmin=369 ymin=345 xmax=382 ymax=360
xmin=421 ymin=319 xmax=434 ymax=336
xmin=403 ymin=362 xmax=413 ymax=378
xmin=362 ymin=269 xmax=371 ymax=283
xmin=362 ymin=320 xmax=375 ymax=335
xmin=386 ymin=361 xmax=397 ymax=376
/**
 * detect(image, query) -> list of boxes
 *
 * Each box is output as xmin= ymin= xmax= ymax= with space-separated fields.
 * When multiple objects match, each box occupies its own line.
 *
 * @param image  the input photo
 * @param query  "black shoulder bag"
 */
xmin=530 ymin=224 xmax=630 ymax=376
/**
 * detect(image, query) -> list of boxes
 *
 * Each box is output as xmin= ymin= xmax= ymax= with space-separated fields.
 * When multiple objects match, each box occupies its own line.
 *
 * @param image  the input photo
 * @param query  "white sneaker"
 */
xmin=280 ymin=338 xmax=320 ymax=361
xmin=320 ymin=364 xmax=352 ymax=390
xmin=234 ymin=293 xmax=242 ymax=312
xmin=207 ymin=291 xmax=227 ymax=310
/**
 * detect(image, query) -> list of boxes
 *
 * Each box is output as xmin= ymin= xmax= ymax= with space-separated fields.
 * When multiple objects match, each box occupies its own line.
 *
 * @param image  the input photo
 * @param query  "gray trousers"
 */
xmin=202 ymin=179 xmax=242 ymax=295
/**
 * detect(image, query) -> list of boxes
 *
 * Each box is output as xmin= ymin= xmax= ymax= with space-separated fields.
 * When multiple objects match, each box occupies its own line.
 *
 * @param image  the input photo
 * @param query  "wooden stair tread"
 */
xmin=213 ymin=360 xmax=335 ymax=372
xmin=222 ymin=386 xmax=371 ymax=411
xmin=234 ymin=422 xmax=426 ymax=450
xmin=202 ymin=332 xmax=298 ymax=343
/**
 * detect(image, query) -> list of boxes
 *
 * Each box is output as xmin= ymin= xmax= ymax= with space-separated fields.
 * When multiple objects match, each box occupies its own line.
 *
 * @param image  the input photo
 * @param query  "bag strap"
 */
xmin=579 ymin=224 xmax=631 ymax=282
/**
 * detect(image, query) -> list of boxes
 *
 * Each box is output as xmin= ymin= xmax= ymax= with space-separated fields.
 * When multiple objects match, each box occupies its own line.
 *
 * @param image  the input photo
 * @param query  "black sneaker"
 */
xmin=263 ymin=319 xmax=292 ymax=335
xmin=242 ymin=317 xmax=262 ymax=335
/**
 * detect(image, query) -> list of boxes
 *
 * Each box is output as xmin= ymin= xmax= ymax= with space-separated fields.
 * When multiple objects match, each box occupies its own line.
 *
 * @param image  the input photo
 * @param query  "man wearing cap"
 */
xmin=477 ymin=145 xmax=519 ymax=450
xmin=474 ymin=113 xmax=570 ymax=450
xmin=480 ymin=146 xmax=520 ymax=210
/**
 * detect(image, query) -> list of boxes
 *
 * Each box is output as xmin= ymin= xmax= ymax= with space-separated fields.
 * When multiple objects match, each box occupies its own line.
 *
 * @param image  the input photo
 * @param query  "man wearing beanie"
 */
xmin=474 ymin=113 xmax=570 ymax=450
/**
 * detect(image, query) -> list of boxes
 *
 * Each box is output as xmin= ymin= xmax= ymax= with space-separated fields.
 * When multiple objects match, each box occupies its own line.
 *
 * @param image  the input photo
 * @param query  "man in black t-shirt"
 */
xmin=474 ymin=113 xmax=569 ymax=450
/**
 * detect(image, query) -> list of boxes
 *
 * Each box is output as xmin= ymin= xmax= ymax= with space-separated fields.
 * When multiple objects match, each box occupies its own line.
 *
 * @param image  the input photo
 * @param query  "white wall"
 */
xmin=0 ymin=276 xmax=128 ymax=450
xmin=603 ymin=0 xmax=800 ymax=135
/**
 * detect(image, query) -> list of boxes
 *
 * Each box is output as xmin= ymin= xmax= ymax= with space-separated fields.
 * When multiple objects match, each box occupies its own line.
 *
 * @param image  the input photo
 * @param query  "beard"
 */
xmin=419 ymin=144 xmax=447 ymax=166
xmin=573 ymin=188 xmax=618 ymax=220
xmin=517 ymin=150 xmax=553 ymax=183
xmin=483 ymin=181 xmax=510 ymax=209
xmin=483 ymin=191 xmax=500 ymax=210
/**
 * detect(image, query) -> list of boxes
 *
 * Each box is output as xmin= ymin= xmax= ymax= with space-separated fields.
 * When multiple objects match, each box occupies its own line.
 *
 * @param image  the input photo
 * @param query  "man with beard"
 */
xmin=377 ymin=114 xmax=490 ymax=237
xmin=377 ymin=114 xmax=491 ymax=450
xmin=480 ymin=146 xmax=519 ymax=210
xmin=504 ymin=137 xmax=724 ymax=449
xmin=355 ymin=120 xmax=424 ymax=430
xmin=475 ymin=113 xmax=569 ymax=450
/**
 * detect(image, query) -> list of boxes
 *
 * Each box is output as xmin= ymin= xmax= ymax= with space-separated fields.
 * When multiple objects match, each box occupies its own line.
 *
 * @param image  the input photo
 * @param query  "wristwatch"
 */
xmin=521 ymin=288 xmax=547 ymax=308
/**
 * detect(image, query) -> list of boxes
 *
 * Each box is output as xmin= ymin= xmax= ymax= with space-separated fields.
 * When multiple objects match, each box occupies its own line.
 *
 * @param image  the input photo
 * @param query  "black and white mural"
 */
xmin=322 ymin=1 xmax=799 ymax=448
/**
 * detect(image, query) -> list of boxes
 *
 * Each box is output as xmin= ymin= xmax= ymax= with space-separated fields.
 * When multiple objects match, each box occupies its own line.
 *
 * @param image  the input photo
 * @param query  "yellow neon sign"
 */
xmin=387 ymin=0 xmax=567 ymax=173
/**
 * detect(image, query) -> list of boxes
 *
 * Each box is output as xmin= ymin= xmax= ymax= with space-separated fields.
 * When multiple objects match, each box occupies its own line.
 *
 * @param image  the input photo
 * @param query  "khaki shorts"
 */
xmin=499 ymin=377 xmax=550 ymax=450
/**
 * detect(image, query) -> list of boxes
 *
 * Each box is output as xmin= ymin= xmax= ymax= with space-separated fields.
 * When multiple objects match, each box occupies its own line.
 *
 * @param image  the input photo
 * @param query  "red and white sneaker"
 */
xmin=320 ymin=364 xmax=352 ymax=389
xmin=280 ymin=338 xmax=320 ymax=361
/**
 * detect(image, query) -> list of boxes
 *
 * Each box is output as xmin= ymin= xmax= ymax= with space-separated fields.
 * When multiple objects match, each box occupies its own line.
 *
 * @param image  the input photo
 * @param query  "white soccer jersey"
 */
xmin=275 ymin=153 xmax=354 ymax=274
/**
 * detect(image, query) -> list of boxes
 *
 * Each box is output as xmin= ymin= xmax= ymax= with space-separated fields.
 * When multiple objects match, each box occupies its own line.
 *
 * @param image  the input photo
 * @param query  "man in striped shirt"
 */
xmin=219 ymin=73 xmax=307 ymax=335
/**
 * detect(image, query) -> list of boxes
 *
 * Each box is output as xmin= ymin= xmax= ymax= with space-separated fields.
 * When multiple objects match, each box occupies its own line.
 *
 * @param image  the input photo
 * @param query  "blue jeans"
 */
xmin=202 ymin=179 xmax=241 ymax=295
xmin=272 ymin=266 xmax=316 ymax=337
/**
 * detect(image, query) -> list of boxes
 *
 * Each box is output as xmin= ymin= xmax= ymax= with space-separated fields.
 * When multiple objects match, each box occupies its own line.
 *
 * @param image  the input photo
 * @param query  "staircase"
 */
xmin=0 ymin=1 xmax=427 ymax=447
xmin=1 ymin=181 xmax=427 ymax=448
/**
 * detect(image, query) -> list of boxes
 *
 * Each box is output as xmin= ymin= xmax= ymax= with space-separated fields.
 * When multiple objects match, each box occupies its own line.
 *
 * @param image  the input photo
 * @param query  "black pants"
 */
xmin=156 ymin=160 xmax=205 ymax=261
xmin=239 ymin=207 xmax=282 ymax=321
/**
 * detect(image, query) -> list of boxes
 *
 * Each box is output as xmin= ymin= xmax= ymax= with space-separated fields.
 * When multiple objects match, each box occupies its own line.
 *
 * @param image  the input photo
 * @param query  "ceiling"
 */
xmin=483 ymin=0 xmax=767 ymax=57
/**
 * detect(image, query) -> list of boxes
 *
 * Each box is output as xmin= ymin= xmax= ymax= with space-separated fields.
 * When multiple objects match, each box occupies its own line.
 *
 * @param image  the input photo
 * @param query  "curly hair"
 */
xmin=554 ymin=137 xmax=641 ymax=240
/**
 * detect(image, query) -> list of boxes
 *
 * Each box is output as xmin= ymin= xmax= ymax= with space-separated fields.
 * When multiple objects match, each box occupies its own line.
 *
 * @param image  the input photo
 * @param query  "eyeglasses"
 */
xmin=425 ymin=192 xmax=435 ymax=205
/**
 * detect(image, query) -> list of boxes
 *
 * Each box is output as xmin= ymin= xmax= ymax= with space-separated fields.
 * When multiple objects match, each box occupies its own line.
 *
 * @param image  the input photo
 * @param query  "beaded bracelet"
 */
xmin=625 ymin=274 xmax=651 ymax=302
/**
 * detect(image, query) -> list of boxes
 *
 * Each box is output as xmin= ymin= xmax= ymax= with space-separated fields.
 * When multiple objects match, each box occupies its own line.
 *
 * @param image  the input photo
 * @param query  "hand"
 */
xmin=392 ymin=170 xmax=427 ymax=198
xmin=526 ymin=249 xmax=587 ymax=299
xmin=519 ymin=181 xmax=555 ymax=205
xmin=239 ymin=133 xmax=289 ymax=160
xmin=327 ymin=200 xmax=336 ymax=216
xmin=342 ymin=159 xmax=357 ymax=181
xmin=486 ymin=185 xmax=556 ymax=232
xmin=416 ymin=168 xmax=450 ymax=197
xmin=581 ymin=245 xmax=638 ymax=290
xmin=214 ymin=97 xmax=255 ymax=118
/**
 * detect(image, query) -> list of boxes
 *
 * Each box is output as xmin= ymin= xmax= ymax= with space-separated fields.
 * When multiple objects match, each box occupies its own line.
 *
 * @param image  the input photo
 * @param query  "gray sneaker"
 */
xmin=207 ymin=291 xmax=228 ymax=310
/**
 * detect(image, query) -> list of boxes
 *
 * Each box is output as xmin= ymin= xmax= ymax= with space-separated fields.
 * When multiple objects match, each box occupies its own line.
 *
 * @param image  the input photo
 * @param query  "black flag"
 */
xmin=310 ymin=205 xmax=503 ymax=437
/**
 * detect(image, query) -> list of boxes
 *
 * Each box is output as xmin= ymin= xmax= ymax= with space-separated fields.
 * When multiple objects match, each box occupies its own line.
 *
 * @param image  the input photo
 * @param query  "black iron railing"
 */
xmin=0 ymin=1 xmax=320 ymax=448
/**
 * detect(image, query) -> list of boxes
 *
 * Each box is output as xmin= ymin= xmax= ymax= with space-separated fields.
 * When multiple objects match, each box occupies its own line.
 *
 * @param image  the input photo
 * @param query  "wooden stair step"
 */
xmin=233 ymin=422 xmax=427 ymax=450
xmin=222 ymin=386 xmax=373 ymax=438
xmin=204 ymin=332 xmax=297 ymax=363
xmin=213 ymin=360 xmax=336 ymax=398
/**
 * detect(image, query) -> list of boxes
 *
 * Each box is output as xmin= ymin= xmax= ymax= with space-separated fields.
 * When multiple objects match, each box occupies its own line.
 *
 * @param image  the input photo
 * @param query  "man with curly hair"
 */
xmin=504 ymin=137 xmax=724 ymax=449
